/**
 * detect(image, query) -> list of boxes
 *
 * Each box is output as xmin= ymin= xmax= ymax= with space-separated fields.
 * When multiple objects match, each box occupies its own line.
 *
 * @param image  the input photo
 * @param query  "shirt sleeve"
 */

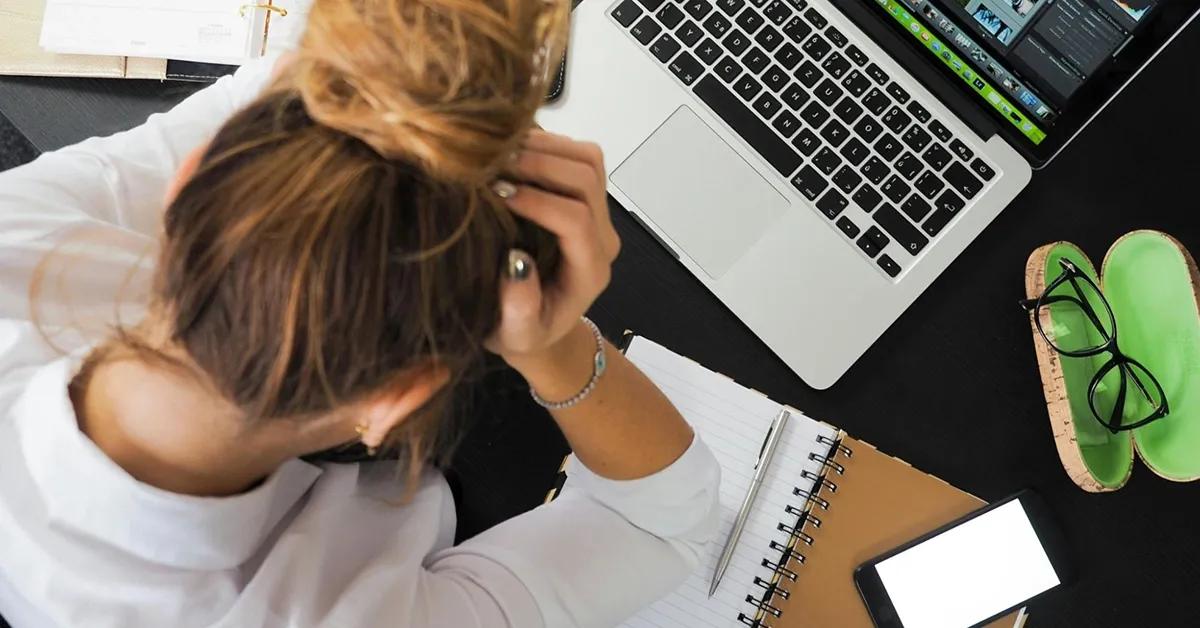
xmin=0 ymin=58 xmax=279 ymax=324
xmin=414 ymin=434 xmax=722 ymax=628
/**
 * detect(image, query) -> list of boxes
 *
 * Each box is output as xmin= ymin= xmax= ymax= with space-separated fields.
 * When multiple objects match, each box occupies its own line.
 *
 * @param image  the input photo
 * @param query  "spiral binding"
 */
xmin=735 ymin=432 xmax=854 ymax=628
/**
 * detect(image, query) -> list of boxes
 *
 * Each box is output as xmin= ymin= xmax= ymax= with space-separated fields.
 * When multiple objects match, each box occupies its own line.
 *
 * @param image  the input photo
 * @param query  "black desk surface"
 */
xmin=3 ymin=23 xmax=1200 ymax=628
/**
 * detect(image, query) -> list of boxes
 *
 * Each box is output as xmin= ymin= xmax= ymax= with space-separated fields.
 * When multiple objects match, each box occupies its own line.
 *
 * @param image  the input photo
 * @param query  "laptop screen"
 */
xmin=865 ymin=0 xmax=1197 ymax=162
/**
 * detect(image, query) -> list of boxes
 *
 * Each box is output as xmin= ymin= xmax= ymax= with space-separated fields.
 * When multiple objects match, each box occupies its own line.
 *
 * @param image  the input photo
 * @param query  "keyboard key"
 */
xmin=945 ymin=162 xmax=983 ymax=198
xmin=928 ymin=119 xmax=953 ymax=143
xmin=694 ymin=75 xmax=803 ymax=175
xmin=803 ymin=7 xmax=827 ymax=28
xmin=812 ymin=147 xmax=842 ymax=174
xmin=905 ymin=101 xmax=930 ymax=123
xmin=657 ymin=3 xmax=686 ymax=28
xmin=668 ymin=52 xmax=704 ymax=84
xmin=882 ymin=106 xmax=912 ymax=135
xmin=934 ymin=189 xmax=965 ymax=215
xmin=825 ymin=26 xmax=847 ymax=48
xmin=792 ymin=128 xmax=820 ymax=155
xmin=802 ymin=34 xmax=832 ymax=60
xmin=774 ymin=42 xmax=802 ymax=69
xmin=683 ymin=0 xmax=713 ymax=20
xmin=971 ymin=158 xmax=996 ymax=181
xmin=781 ymin=83 xmax=810 ymax=109
xmin=901 ymin=194 xmax=932 ymax=221
xmin=854 ymin=117 xmax=883 ymax=143
xmin=865 ymin=225 xmax=890 ymax=249
xmin=816 ymin=190 xmax=848 ymax=219
xmin=845 ymin=44 xmax=868 ymax=66
xmin=744 ymin=48 xmax=770 ymax=73
xmin=863 ymin=88 xmax=891 ymax=115
xmin=735 ymin=7 xmax=765 ymax=33
xmin=894 ymin=152 xmax=922 ymax=180
xmin=764 ymin=0 xmax=793 ymax=25
xmin=874 ymin=133 xmax=903 ymax=161
xmin=861 ymin=156 xmax=890 ymax=184
xmin=814 ymin=78 xmax=843 ymax=106
xmin=791 ymin=165 xmax=828 ymax=200
xmin=794 ymin=61 xmax=821 ymax=87
xmin=631 ymin=16 xmax=662 ymax=44
xmin=877 ymin=254 xmax=901 ymax=277
xmin=820 ymin=120 xmax=850 ymax=147
xmin=853 ymin=185 xmax=883 ymax=212
xmin=842 ymin=70 xmax=872 ymax=97
xmin=875 ymin=205 xmax=928 ymax=255
xmin=881 ymin=175 xmax=910 ymax=204
xmin=949 ymin=138 xmax=974 ymax=162
xmin=923 ymin=191 xmax=964 ymax=236
xmin=783 ymin=15 xmax=812 ymax=42
xmin=866 ymin=63 xmax=889 ymax=85
xmin=773 ymin=110 xmax=801 ymax=137
xmin=716 ymin=0 xmax=745 ymax=16
xmin=885 ymin=83 xmax=910 ymax=104
xmin=857 ymin=233 xmax=882 ymax=258
xmin=723 ymin=30 xmax=751 ymax=56
xmin=914 ymin=171 xmax=944 ymax=199
xmin=837 ymin=216 xmax=861 ymax=239
xmin=752 ymin=92 xmax=782 ymax=119
xmin=800 ymin=101 xmax=829 ymax=128
xmin=901 ymin=125 xmax=931 ymax=153
xmin=832 ymin=166 xmax=862 ymax=194
xmin=833 ymin=98 xmax=863 ymax=124
xmin=677 ymin=20 xmax=705 ymax=46
xmin=734 ymin=74 xmax=763 ymax=101
xmin=839 ymin=137 xmax=870 ymax=165
xmin=822 ymin=52 xmax=851 ymax=79
xmin=755 ymin=25 xmax=784 ymax=51
xmin=714 ymin=54 xmax=742 ymax=80
xmin=762 ymin=65 xmax=789 ymax=92
xmin=612 ymin=0 xmax=644 ymax=27
xmin=651 ymin=34 xmax=683 ymax=62
xmin=703 ymin=12 xmax=733 ymax=37
xmin=922 ymin=143 xmax=952 ymax=172
xmin=637 ymin=0 xmax=667 ymax=11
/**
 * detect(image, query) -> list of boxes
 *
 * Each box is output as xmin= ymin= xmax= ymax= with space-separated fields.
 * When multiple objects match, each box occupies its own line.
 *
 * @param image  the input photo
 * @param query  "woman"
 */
xmin=0 ymin=0 xmax=721 ymax=626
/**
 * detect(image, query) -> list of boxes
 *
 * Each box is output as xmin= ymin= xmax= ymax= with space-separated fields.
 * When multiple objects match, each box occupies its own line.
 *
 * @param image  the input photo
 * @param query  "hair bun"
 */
xmin=292 ymin=0 xmax=568 ymax=184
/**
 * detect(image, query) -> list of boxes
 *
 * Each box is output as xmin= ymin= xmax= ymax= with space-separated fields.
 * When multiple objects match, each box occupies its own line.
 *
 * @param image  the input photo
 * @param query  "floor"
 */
xmin=0 ymin=112 xmax=37 ymax=171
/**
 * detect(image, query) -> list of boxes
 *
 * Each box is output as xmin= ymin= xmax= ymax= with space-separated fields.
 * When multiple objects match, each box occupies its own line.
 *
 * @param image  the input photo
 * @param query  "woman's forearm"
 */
xmin=506 ymin=321 xmax=694 ymax=481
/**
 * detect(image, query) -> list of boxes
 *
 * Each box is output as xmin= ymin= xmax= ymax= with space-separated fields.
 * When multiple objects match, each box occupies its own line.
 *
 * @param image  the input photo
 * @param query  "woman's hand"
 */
xmin=485 ymin=130 xmax=620 ymax=373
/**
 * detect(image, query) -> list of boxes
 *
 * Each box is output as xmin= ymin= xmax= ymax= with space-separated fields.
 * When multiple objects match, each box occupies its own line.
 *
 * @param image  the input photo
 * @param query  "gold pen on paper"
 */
xmin=708 ymin=408 xmax=791 ymax=597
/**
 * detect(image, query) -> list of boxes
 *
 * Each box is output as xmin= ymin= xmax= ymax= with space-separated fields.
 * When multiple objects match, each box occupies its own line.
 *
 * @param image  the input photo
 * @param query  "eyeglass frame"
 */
xmin=1020 ymin=258 xmax=1170 ymax=433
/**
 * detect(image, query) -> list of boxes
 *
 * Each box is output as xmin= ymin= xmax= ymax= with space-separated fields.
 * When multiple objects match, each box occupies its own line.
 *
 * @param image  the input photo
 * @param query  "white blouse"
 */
xmin=0 ymin=57 xmax=722 ymax=628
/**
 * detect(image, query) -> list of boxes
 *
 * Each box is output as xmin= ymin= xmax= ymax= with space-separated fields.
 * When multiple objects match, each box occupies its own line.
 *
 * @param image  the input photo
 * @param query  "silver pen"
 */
xmin=708 ymin=408 xmax=791 ymax=597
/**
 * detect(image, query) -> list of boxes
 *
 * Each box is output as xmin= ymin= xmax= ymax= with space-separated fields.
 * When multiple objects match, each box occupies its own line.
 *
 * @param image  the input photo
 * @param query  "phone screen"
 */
xmin=873 ymin=500 xmax=1060 ymax=628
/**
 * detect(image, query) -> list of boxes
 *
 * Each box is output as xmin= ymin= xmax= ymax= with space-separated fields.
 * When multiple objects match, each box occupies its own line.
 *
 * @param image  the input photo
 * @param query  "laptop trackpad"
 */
xmin=611 ymin=106 xmax=789 ymax=279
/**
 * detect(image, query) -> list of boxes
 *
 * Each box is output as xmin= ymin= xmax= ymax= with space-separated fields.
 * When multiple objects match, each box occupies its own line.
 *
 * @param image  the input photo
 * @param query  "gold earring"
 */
xmin=354 ymin=424 xmax=378 ymax=456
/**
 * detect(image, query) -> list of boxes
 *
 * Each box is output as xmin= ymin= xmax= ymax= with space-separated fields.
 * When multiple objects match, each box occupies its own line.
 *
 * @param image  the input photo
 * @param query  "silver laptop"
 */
xmin=540 ymin=0 xmax=1199 ymax=388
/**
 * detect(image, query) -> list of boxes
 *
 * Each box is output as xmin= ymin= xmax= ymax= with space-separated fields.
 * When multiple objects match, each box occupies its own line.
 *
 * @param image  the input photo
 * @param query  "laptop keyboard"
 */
xmin=610 ymin=0 xmax=998 ymax=279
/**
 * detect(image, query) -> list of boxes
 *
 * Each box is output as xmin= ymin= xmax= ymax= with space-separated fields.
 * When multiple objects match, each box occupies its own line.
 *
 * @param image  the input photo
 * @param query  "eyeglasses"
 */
xmin=1020 ymin=258 xmax=1169 ymax=433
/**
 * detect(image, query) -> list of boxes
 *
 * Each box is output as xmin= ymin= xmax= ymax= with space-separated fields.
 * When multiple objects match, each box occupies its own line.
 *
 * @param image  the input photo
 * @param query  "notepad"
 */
xmin=606 ymin=336 xmax=1026 ymax=628
xmin=39 ymin=0 xmax=280 ymax=65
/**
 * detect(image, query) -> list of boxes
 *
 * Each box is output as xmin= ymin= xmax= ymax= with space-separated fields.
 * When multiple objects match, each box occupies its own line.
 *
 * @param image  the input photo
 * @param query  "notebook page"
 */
xmin=39 ymin=0 xmax=268 ymax=64
xmin=618 ymin=338 xmax=838 ymax=628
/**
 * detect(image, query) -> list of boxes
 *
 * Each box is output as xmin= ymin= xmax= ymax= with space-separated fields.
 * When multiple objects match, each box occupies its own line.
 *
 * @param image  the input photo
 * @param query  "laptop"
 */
xmin=538 ymin=0 xmax=1200 ymax=389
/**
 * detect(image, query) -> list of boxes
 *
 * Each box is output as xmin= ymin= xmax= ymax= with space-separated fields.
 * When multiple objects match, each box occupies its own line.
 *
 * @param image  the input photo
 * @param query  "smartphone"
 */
xmin=854 ymin=490 xmax=1073 ymax=628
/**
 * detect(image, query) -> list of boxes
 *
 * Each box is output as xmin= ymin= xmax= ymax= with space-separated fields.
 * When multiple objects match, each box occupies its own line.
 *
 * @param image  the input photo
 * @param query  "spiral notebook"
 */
xmin=606 ymin=336 xmax=1026 ymax=628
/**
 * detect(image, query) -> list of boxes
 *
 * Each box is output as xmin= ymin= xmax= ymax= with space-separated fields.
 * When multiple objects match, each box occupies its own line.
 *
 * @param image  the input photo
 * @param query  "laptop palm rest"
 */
xmin=611 ymin=106 xmax=790 ymax=280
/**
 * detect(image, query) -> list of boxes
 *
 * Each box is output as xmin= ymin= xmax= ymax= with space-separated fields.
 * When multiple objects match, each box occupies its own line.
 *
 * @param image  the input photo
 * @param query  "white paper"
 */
xmin=39 ymin=0 xmax=269 ymax=65
xmin=613 ymin=337 xmax=839 ymax=628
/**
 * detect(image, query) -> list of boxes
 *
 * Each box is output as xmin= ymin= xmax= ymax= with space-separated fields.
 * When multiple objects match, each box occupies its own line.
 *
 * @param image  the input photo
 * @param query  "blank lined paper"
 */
xmin=618 ymin=338 xmax=839 ymax=628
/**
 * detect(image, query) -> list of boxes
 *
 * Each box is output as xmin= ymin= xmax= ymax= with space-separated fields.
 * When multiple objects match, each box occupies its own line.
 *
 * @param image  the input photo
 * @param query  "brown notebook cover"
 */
xmin=759 ymin=434 xmax=1024 ymax=628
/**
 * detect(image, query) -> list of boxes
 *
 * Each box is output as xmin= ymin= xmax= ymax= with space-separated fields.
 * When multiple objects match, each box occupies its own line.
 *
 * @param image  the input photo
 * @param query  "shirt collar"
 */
xmin=15 ymin=356 xmax=323 ymax=571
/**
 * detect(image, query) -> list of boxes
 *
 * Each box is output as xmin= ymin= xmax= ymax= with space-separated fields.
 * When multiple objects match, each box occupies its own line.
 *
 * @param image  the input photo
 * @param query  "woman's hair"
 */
xmin=134 ymin=0 xmax=568 ymax=473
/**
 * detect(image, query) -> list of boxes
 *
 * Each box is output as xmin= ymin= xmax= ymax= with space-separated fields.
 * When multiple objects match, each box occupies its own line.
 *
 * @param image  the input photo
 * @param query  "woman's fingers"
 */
xmin=524 ymin=130 xmax=605 ymax=184
xmin=508 ymin=151 xmax=598 ymax=203
xmin=485 ymin=250 xmax=544 ymax=356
